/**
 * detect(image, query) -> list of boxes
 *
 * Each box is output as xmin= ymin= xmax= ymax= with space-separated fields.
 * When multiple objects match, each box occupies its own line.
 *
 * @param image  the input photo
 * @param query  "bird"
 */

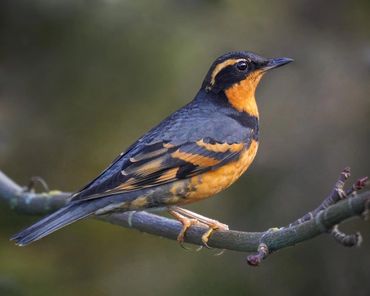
xmin=11 ymin=51 xmax=292 ymax=247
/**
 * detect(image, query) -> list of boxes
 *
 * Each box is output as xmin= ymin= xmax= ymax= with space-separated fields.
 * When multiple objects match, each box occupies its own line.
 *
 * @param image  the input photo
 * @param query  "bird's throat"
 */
xmin=224 ymin=71 xmax=263 ymax=118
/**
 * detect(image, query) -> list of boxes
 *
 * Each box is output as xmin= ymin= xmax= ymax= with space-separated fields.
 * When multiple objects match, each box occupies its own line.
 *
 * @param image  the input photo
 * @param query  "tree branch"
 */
xmin=0 ymin=169 xmax=369 ymax=266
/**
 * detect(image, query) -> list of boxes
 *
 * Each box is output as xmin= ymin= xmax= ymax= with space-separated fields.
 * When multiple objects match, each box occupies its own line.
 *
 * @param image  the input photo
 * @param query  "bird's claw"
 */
xmin=201 ymin=222 xmax=229 ymax=248
xmin=176 ymin=218 xmax=199 ymax=247
xmin=169 ymin=207 xmax=228 ymax=254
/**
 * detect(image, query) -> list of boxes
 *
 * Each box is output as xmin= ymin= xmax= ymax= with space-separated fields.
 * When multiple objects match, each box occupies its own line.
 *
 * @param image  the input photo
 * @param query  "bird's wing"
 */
xmin=71 ymin=138 xmax=245 ymax=201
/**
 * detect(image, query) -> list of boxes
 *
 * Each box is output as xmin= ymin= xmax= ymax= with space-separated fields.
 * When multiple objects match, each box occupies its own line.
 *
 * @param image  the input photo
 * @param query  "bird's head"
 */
xmin=203 ymin=51 xmax=292 ymax=93
xmin=202 ymin=51 xmax=292 ymax=116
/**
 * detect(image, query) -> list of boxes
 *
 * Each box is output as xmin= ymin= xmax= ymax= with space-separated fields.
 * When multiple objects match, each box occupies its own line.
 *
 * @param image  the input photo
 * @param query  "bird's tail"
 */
xmin=10 ymin=201 xmax=97 ymax=246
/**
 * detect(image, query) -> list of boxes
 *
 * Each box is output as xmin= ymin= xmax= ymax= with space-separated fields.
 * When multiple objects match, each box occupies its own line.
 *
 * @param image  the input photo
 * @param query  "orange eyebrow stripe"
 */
xmin=196 ymin=140 xmax=244 ymax=153
xmin=171 ymin=150 xmax=219 ymax=167
xmin=210 ymin=58 xmax=245 ymax=86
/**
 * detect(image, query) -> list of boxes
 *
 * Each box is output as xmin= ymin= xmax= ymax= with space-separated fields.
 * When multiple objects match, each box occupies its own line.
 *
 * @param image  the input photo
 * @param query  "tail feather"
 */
xmin=11 ymin=201 xmax=96 ymax=246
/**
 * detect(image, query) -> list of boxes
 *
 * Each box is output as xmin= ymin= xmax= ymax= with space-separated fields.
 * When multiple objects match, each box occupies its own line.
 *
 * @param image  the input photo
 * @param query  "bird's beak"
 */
xmin=260 ymin=57 xmax=293 ymax=71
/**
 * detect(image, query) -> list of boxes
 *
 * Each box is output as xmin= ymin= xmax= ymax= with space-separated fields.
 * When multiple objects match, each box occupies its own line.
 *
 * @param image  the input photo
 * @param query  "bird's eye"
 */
xmin=236 ymin=61 xmax=248 ymax=71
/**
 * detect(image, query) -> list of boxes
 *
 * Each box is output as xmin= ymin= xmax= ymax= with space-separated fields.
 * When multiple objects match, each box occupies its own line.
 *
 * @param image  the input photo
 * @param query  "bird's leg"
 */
xmin=168 ymin=209 xmax=200 ymax=248
xmin=169 ymin=206 xmax=229 ymax=248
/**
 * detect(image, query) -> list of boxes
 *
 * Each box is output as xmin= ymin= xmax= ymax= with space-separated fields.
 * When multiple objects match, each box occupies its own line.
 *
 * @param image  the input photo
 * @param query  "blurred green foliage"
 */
xmin=0 ymin=0 xmax=370 ymax=295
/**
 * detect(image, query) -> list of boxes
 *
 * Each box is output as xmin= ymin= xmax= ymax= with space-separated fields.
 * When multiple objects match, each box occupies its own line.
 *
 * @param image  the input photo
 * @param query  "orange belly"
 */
xmin=182 ymin=139 xmax=259 ymax=203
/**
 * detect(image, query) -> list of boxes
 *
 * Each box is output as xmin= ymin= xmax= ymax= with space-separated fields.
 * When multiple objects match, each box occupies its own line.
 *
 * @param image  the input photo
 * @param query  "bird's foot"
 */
xmin=199 ymin=220 xmax=229 ymax=248
xmin=169 ymin=206 xmax=228 ymax=251
xmin=168 ymin=209 xmax=200 ymax=250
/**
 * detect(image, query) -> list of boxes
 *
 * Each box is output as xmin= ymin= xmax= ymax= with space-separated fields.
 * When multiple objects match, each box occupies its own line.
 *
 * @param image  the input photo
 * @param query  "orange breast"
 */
xmin=182 ymin=139 xmax=259 ymax=203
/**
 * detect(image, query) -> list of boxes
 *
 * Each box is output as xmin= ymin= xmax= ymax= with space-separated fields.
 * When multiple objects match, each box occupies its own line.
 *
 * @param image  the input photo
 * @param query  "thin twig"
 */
xmin=290 ymin=167 xmax=352 ymax=227
xmin=286 ymin=168 xmax=368 ymax=253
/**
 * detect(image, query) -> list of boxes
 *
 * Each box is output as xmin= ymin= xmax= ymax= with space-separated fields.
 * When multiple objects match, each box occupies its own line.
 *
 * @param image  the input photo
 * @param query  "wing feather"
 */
xmin=72 ymin=138 xmax=245 ymax=201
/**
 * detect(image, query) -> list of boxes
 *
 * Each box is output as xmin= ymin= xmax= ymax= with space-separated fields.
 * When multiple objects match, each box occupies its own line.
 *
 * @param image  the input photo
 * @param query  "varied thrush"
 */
xmin=12 ymin=51 xmax=292 ymax=246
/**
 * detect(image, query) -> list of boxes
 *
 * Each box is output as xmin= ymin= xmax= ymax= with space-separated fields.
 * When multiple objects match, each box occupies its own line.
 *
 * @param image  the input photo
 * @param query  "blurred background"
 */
xmin=1 ymin=0 xmax=370 ymax=295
